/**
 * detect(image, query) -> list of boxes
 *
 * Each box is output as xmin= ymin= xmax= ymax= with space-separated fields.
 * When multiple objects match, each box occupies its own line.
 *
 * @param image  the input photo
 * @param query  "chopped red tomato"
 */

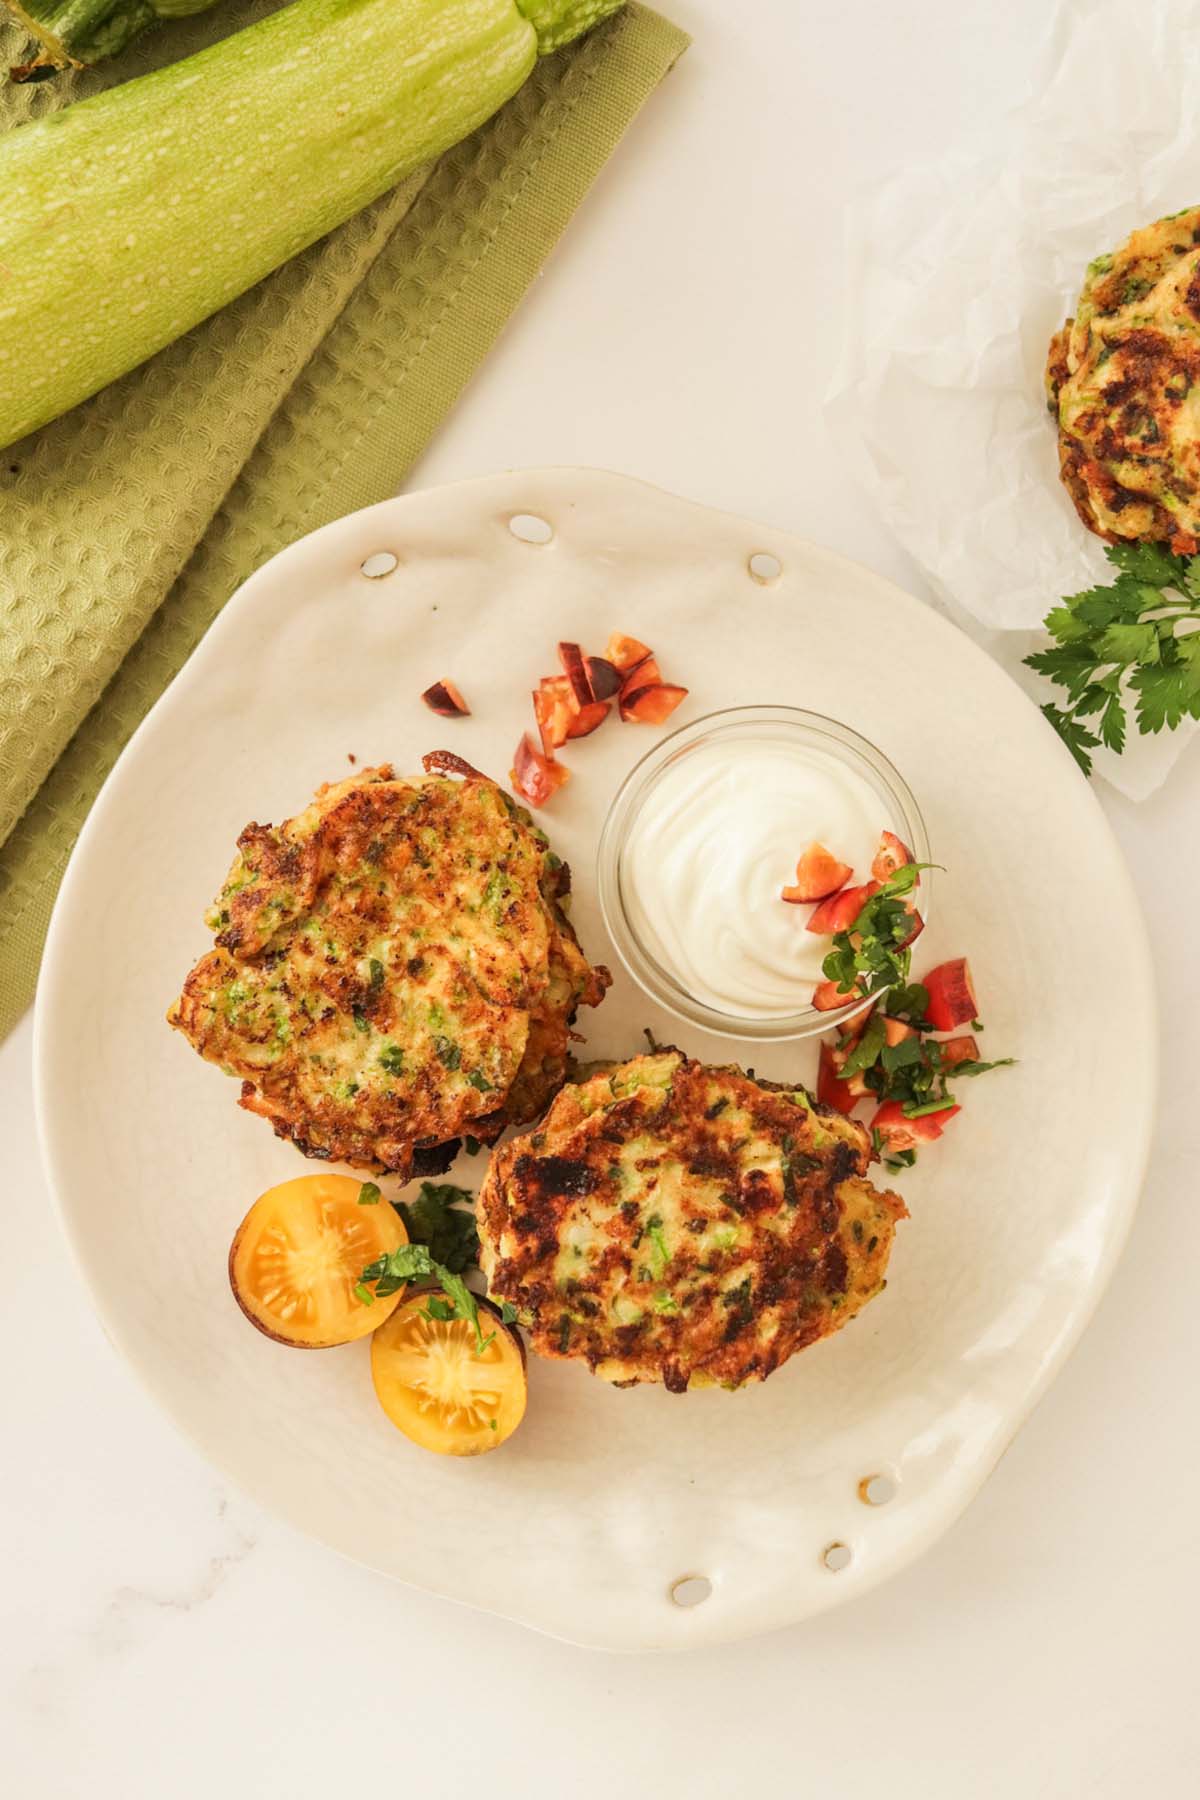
xmin=619 ymin=654 xmax=661 ymax=696
xmin=812 ymin=978 xmax=863 ymax=1012
xmin=420 ymin=678 xmax=469 ymax=717
xmin=818 ymin=1041 xmax=864 ymax=1114
xmin=566 ymin=699 xmax=611 ymax=738
xmin=781 ymin=841 xmax=853 ymax=904
xmin=871 ymin=1099 xmax=960 ymax=1155
xmin=871 ymin=830 xmax=914 ymax=882
xmin=899 ymin=904 xmax=925 ymax=949
xmin=533 ymin=676 xmax=575 ymax=754
xmin=922 ymin=958 xmax=978 ymax=1031
xmin=511 ymin=733 xmax=570 ymax=807
xmin=937 ymin=1034 xmax=979 ymax=1070
xmin=605 ymin=632 xmax=652 ymax=673
xmin=619 ymin=682 xmax=688 ymax=725
xmin=806 ymin=881 xmax=878 ymax=935
xmin=557 ymin=641 xmax=592 ymax=710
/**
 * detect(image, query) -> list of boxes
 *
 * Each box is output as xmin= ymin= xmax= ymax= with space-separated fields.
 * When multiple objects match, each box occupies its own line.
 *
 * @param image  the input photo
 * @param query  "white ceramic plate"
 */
xmin=35 ymin=469 xmax=1156 ymax=1651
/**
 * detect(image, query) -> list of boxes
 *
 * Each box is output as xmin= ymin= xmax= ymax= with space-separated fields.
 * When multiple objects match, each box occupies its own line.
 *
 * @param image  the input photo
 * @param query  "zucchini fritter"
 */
xmin=1047 ymin=206 xmax=1200 ymax=549
xmin=169 ymin=761 xmax=608 ymax=1175
xmin=478 ymin=1050 xmax=907 ymax=1393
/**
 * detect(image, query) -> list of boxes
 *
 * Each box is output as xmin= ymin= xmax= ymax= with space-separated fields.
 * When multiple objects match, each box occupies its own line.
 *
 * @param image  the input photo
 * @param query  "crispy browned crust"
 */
xmin=478 ymin=1050 xmax=907 ymax=1393
xmin=168 ymin=764 xmax=607 ymax=1175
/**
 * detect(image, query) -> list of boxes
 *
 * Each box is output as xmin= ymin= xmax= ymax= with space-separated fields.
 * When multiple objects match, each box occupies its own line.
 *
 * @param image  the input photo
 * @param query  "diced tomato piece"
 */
xmin=812 ymin=979 xmax=864 ymax=1012
xmin=938 ymin=1034 xmax=979 ymax=1070
xmin=818 ymin=1041 xmax=864 ymax=1114
xmin=922 ymin=958 xmax=978 ymax=1031
xmin=619 ymin=654 xmax=661 ymax=697
xmin=565 ymin=699 xmax=611 ymax=739
xmin=585 ymin=655 xmax=622 ymax=700
xmin=619 ymin=682 xmax=688 ymax=725
xmin=870 ymin=1099 xmax=960 ymax=1155
xmin=806 ymin=881 xmax=879 ymax=935
xmin=871 ymin=830 xmax=914 ymax=882
xmin=899 ymin=905 xmax=925 ymax=949
xmin=533 ymin=676 xmax=575 ymax=754
xmin=605 ymin=632 xmax=652 ymax=673
xmin=420 ymin=678 xmax=470 ymax=717
xmin=780 ymin=841 xmax=854 ymax=905
xmin=557 ymin=641 xmax=592 ymax=710
xmin=510 ymin=734 xmax=570 ymax=808
xmin=883 ymin=1017 xmax=916 ymax=1048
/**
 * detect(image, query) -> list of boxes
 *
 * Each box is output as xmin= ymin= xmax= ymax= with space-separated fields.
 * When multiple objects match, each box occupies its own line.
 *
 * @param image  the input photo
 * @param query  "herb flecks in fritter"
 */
xmin=477 ymin=1050 xmax=908 ymax=1393
xmin=168 ymin=764 xmax=609 ymax=1175
xmin=1047 ymin=206 xmax=1200 ymax=552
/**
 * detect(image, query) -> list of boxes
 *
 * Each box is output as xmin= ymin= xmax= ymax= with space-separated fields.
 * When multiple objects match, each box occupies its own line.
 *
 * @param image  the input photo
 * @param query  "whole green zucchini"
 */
xmin=0 ymin=0 xmax=622 ymax=447
xmin=6 ymin=0 xmax=222 ymax=83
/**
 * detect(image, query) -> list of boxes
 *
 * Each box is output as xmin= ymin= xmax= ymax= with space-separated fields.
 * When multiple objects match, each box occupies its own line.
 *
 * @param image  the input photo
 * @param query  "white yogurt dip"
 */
xmin=620 ymin=736 xmax=895 ymax=1019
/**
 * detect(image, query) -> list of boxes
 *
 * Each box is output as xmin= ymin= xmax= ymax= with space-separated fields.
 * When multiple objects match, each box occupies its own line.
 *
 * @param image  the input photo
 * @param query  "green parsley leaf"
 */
xmin=466 ymin=1069 xmax=495 ymax=1092
xmin=397 ymin=1181 xmax=479 ymax=1273
xmin=433 ymin=1035 xmax=461 ymax=1071
xmin=358 ymin=1240 xmax=495 ymax=1354
xmin=1027 ymin=541 xmax=1200 ymax=771
xmin=357 ymin=1181 xmax=382 ymax=1205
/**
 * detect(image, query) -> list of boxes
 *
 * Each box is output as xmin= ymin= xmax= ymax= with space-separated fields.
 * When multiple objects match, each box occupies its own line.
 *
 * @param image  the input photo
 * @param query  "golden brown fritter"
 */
xmin=477 ymin=1050 xmax=907 ymax=1393
xmin=1047 ymin=206 xmax=1200 ymax=549
xmin=168 ymin=761 xmax=608 ymax=1175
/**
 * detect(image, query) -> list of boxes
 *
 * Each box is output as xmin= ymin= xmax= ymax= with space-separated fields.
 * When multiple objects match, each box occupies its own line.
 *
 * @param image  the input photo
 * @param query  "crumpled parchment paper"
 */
xmin=827 ymin=0 xmax=1200 ymax=800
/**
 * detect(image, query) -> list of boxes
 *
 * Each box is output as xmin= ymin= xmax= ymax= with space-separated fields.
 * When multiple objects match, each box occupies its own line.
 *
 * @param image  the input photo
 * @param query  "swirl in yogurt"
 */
xmin=621 ymin=738 xmax=896 ymax=1019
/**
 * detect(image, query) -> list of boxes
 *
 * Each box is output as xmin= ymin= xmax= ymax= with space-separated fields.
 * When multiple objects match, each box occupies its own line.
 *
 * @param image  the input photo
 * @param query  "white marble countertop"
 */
xmin=5 ymin=0 xmax=1199 ymax=1790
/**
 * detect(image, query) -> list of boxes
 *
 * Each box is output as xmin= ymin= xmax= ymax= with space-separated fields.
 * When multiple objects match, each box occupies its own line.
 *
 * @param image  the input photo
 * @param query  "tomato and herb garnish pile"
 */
xmin=787 ymin=831 xmax=1013 ymax=1169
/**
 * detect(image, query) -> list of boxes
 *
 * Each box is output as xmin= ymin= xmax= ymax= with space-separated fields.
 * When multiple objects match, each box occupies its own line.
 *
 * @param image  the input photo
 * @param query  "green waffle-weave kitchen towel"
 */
xmin=0 ymin=0 xmax=688 ymax=1041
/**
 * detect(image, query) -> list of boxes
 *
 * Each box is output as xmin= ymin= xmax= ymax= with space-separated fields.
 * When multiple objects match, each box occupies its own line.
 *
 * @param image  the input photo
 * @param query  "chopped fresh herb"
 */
xmin=433 ymin=1035 xmax=461 ymax=1071
xmin=466 ymin=1069 xmax=494 ymax=1092
xmin=357 ymin=1181 xmax=382 ymax=1205
xmin=704 ymin=1096 xmax=730 ymax=1120
xmin=397 ymin=1180 xmax=479 ymax=1273
xmin=354 ymin=1281 xmax=375 ymax=1306
xmin=821 ymin=863 xmax=935 ymax=1005
xmin=358 ymin=1241 xmax=493 ymax=1354
xmin=368 ymin=958 xmax=385 ymax=990
xmin=1026 ymin=540 xmax=1200 ymax=774
xmin=353 ymin=1011 xmax=370 ymax=1033
xmin=489 ymin=1418 xmax=498 ymax=1431
xmin=498 ymin=1300 xmax=518 ymax=1325
xmin=378 ymin=1042 xmax=404 ymax=1076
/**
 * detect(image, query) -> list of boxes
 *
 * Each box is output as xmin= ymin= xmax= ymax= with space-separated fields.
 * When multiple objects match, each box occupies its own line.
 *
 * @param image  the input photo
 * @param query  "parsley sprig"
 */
xmin=356 ymin=1180 xmax=515 ymax=1354
xmin=822 ymin=863 xmax=933 ymax=1002
xmin=1027 ymin=540 xmax=1200 ymax=774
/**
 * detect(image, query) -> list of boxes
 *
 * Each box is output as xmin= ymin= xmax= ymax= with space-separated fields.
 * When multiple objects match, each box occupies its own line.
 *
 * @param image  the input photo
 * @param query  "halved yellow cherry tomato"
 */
xmin=370 ymin=1293 xmax=527 ymax=1455
xmin=229 ymin=1173 xmax=406 ymax=1348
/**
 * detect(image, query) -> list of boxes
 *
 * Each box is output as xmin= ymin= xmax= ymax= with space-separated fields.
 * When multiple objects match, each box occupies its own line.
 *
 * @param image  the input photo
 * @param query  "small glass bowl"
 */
xmin=596 ymin=705 xmax=930 ymax=1043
